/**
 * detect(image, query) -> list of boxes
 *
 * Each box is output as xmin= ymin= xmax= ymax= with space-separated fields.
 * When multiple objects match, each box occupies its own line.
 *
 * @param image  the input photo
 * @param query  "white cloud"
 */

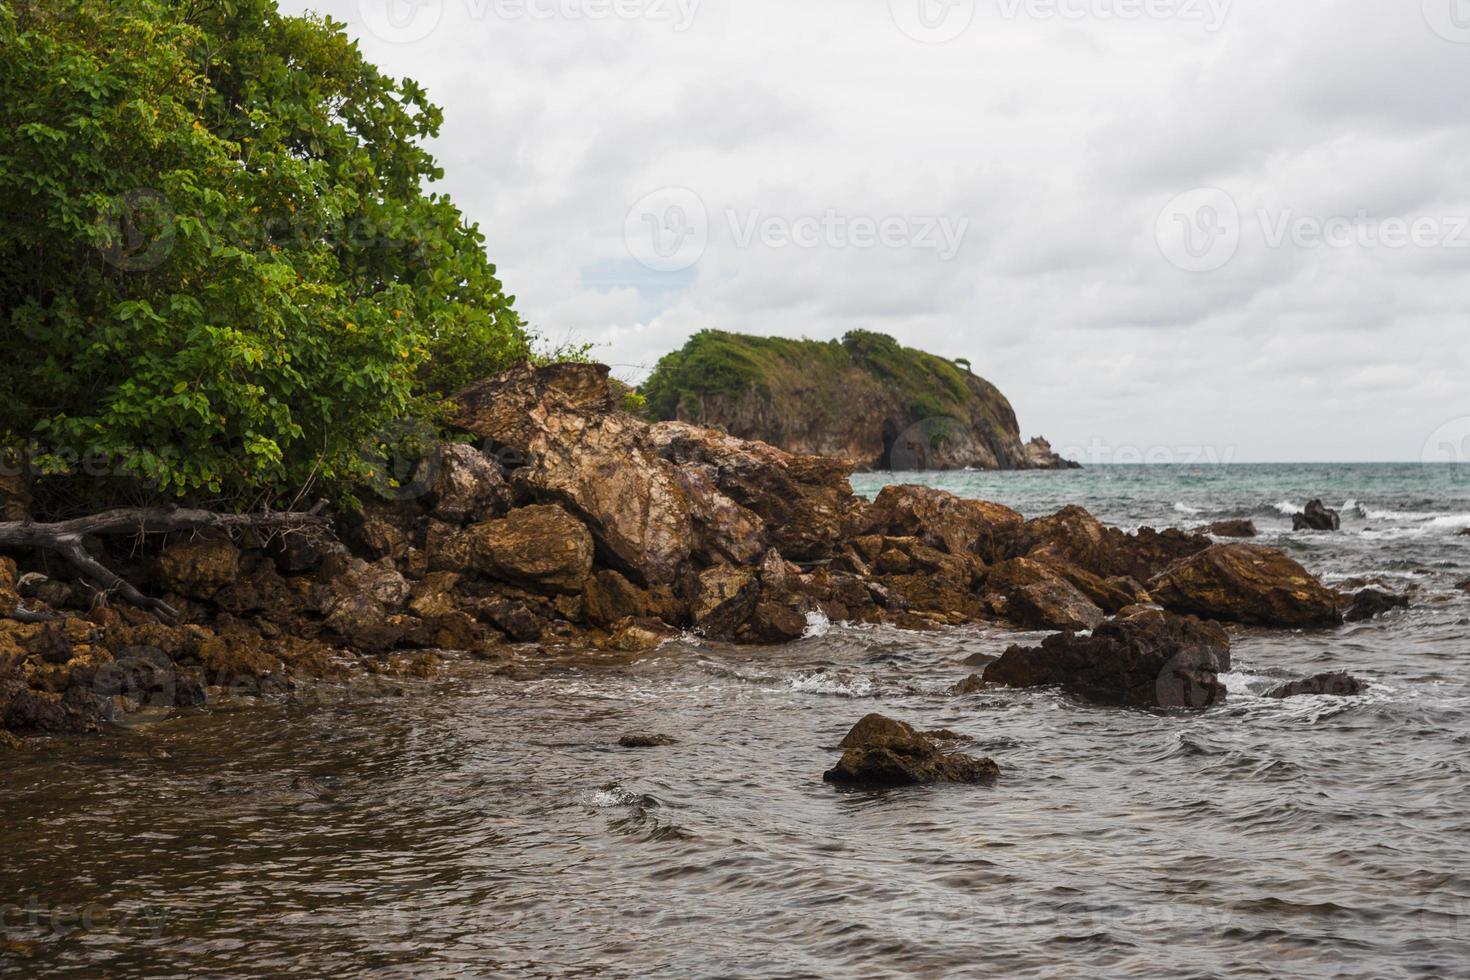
xmin=286 ymin=0 xmax=1470 ymax=461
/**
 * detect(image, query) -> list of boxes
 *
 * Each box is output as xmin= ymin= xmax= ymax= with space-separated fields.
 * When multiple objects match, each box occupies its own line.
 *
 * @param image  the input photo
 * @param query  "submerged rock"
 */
xmin=1344 ymin=588 xmax=1409 ymax=622
xmin=982 ymin=607 xmax=1231 ymax=709
xmin=1263 ymin=672 xmax=1367 ymax=698
xmin=1148 ymin=544 xmax=1343 ymax=628
xmin=1292 ymin=499 xmax=1341 ymax=532
xmin=618 ymin=733 xmax=678 ymax=747
xmin=823 ymin=713 xmax=999 ymax=788
xmin=1206 ymin=519 xmax=1257 ymax=538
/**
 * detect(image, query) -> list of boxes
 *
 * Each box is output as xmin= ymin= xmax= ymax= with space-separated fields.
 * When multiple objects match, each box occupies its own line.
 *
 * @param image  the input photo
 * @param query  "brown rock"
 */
xmin=606 ymin=617 xmax=677 ymax=652
xmin=1148 ymin=544 xmax=1343 ymax=628
xmin=645 ymin=421 xmax=860 ymax=562
xmin=618 ymin=732 xmax=677 ymax=747
xmin=1263 ymin=672 xmax=1367 ymax=698
xmin=691 ymin=564 xmax=760 ymax=640
xmin=1206 ymin=519 xmax=1258 ymax=538
xmin=341 ymin=500 xmax=412 ymax=561
xmin=154 ymin=539 xmax=241 ymax=600
xmin=669 ymin=464 xmax=768 ymax=565
xmin=467 ymin=505 xmax=594 ymax=593
xmin=420 ymin=442 xmax=512 ymax=524
xmin=981 ymin=558 xmax=1105 ymax=631
xmin=983 ymin=607 xmax=1231 ymax=709
xmin=823 ymin=713 xmax=999 ymax=788
xmin=452 ymin=363 xmax=693 ymax=585
xmin=861 ymin=485 xmax=1025 ymax=564
xmin=1292 ymin=499 xmax=1341 ymax=532
xmin=1024 ymin=505 xmax=1211 ymax=582
xmin=582 ymin=569 xmax=684 ymax=628
xmin=1344 ymin=588 xmax=1408 ymax=623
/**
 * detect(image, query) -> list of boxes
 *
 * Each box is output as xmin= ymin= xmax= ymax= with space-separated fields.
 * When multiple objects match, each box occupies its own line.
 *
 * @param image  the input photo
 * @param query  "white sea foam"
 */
xmin=801 ymin=609 xmax=831 ymax=639
xmin=1273 ymin=500 xmax=1301 ymax=516
xmin=1173 ymin=502 xmax=1203 ymax=515
xmin=786 ymin=671 xmax=877 ymax=697
xmin=588 ymin=785 xmax=638 ymax=808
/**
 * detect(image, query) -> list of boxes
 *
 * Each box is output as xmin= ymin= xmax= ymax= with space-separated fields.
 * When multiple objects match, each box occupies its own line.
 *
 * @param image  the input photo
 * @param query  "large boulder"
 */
xmin=1148 ymin=544 xmax=1343 ymax=628
xmin=645 ymin=421 xmax=860 ymax=563
xmin=154 ymin=539 xmax=241 ymax=600
xmin=1292 ymin=499 xmax=1340 ymax=532
xmin=1207 ymin=520 xmax=1257 ymax=538
xmin=468 ymin=505 xmax=594 ymax=594
xmin=420 ymin=442 xmax=513 ymax=524
xmin=860 ymin=485 xmax=1024 ymax=564
xmin=452 ymin=363 xmax=694 ymax=585
xmin=983 ymin=606 xmax=1231 ymax=709
xmin=690 ymin=563 xmax=760 ymax=640
xmin=582 ymin=569 xmax=684 ymax=628
xmin=979 ymin=558 xmax=1105 ymax=632
xmin=668 ymin=464 xmax=768 ymax=565
xmin=823 ymin=713 xmax=999 ymax=788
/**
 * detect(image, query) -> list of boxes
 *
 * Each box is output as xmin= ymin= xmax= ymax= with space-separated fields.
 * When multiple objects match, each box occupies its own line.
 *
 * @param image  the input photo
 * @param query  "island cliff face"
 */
xmin=641 ymin=330 xmax=1077 ymax=471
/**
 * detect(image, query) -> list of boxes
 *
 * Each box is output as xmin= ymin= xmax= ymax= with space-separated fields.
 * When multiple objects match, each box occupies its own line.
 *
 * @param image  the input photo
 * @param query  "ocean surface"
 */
xmin=4 ymin=463 xmax=1469 ymax=978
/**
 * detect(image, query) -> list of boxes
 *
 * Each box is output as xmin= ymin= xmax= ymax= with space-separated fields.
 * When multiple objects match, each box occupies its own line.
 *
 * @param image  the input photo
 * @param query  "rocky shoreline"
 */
xmin=0 ymin=362 xmax=1404 ymax=747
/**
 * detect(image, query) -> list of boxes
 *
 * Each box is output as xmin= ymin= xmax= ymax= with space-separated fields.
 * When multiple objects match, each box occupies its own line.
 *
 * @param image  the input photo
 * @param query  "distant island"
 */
xmin=641 ymin=330 xmax=1078 ymax=471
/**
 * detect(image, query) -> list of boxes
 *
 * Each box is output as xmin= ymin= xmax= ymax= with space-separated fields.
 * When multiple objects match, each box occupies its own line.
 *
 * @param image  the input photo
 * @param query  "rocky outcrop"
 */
xmin=1264 ymin=672 xmax=1367 ymax=698
xmin=1207 ymin=520 xmax=1257 ymax=538
xmin=860 ymin=484 xmax=1024 ymax=564
xmin=1148 ymin=544 xmax=1344 ymax=628
xmin=822 ymin=713 xmax=999 ymax=788
xmin=982 ymin=607 xmax=1231 ymax=709
xmin=641 ymin=329 xmax=1076 ymax=471
xmin=978 ymin=558 xmax=1104 ymax=632
xmin=468 ymin=505 xmax=593 ymax=593
xmin=1292 ymin=499 xmax=1340 ymax=532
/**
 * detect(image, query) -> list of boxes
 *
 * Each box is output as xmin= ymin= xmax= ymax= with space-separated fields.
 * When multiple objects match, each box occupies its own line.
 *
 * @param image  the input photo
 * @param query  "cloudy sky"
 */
xmin=287 ymin=0 xmax=1469 ymax=463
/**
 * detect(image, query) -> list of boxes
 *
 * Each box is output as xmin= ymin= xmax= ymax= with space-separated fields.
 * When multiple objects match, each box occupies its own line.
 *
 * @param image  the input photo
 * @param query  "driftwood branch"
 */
xmin=0 ymin=505 xmax=330 ymax=624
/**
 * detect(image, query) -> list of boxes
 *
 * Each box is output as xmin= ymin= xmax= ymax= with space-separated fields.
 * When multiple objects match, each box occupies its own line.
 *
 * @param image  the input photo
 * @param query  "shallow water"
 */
xmin=4 ymin=464 xmax=1469 ymax=978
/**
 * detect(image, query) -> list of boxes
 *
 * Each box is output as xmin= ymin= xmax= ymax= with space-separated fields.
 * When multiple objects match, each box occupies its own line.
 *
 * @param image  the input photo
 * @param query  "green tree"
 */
xmin=0 ymin=0 xmax=532 ymax=511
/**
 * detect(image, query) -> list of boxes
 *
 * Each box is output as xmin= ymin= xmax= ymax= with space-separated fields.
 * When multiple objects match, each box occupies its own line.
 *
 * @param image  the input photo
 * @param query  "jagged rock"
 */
xmin=645 ymin=421 xmax=860 ymax=562
xmin=582 ymin=569 xmax=683 ymax=629
xmin=1023 ymin=505 xmax=1210 ymax=582
xmin=468 ymin=504 xmax=593 ymax=594
xmin=154 ymin=539 xmax=240 ymax=600
xmin=860 ymin=485 xmax=1025 ymax=564
xmin=466 ymin=595 xmax=543 ymax=643
xmin=318 ymin=556 xmax=410 ymax=609
xmin=668 ymin=464 xmax=768 ymax=565
xmin=691 ymin=563 xmax=760 ymax=639
xmin=452 ymin=363 xmax=694 ymax=585
xmin=1207 ymin=520 xmax=1258 ymax=538
xmin=606 ymin=617 xmax=678 ymax=653
xmin=952 ymin=673 xmax=988 ymax=694
xmin=1344 ymin=588 xmax=1408 ymax=623
xmin=1292 ymin=499 xmax=1341 ymax=532
xmin=322 ymin=595 xmax=410 ymax=653
xmin=1264 ymin=672 xmax=1367 ymax=698
xmin=1148 ymin=544 xmax=1343 ymax=628
xmin=419 ymin=442 xmax=513 ymax=524
xmin=1032 ymin=558 xmax=1139 ymax=614
xmin=983 ymin=606 xmax=1231 ymax=709
xmin=980 ymin=558 xmax=1105 ymax=631
xmin=1023 ymin=436 xmax=1080 ymax=470
xmin=823 ymin=713 xmax=999 ymax=788
xmin=618 ymin=732 xmax=677 ymax=747
xmin=341 ymin=500 xmax=412 ymax=561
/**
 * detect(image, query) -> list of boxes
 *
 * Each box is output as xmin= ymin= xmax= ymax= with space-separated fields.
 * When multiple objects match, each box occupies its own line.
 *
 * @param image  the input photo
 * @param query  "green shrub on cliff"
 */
xmin=0 ymin=0 xmax=531 ymax=509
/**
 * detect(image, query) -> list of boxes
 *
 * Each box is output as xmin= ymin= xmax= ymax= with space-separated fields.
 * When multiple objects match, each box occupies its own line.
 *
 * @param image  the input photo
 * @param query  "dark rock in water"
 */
xmin=92 ymin=646 xmax=208 ymax=709
xmin=823 ymin=713 xmax=999 ymax=788
xmin=952 ymin=673 xmax=988 ymax=695
xmin=1207 ymin=519 xmax=1257 ymax=538
xmin=1148 ymin=544 xmax=1343 ymax=628
xmin=1292 ymin=499 xmax=1340 ymax=532
xmin=618 ymin=733 xmax=677 ymax=748
xmin=960 ymin=651 xmax=998 ymax=668
xmin=1264 ymin=672 xmax=1367 ymax=698
xmin=1458 ymin=578 xmax=1470 ymax=593
xmin=1344 ymin=588 xmax=1409 ymax=622
xmin=982 ymin=607 xmax=1231 ymax=709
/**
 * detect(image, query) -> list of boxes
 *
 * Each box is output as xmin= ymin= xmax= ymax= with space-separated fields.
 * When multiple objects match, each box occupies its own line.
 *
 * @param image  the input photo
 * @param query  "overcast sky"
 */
xmin=287 ymin=0 xmax=1469 ymax=463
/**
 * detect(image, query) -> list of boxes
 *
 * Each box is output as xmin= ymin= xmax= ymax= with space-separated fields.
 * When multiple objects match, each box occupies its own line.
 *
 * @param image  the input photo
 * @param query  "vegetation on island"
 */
xmin=0 ymin=0 xmax=544 ymax=514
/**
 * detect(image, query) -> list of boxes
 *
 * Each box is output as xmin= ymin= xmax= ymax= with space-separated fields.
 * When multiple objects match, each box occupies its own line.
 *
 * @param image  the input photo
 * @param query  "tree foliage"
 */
xmin=0 ymin=0 xmax=533 ymax=509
